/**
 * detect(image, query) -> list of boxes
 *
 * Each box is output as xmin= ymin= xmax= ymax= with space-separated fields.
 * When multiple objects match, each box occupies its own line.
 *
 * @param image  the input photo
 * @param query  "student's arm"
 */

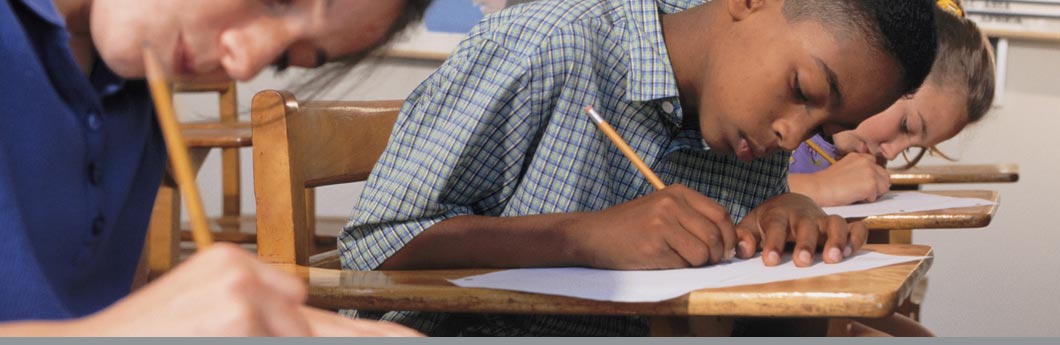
xmin=788 ymin=153 xmax=891 ymax=206
xmin=382 ymin=184 xmax=736 ymax=270
xmin=0 ymin=244 xmax=422 ymax=336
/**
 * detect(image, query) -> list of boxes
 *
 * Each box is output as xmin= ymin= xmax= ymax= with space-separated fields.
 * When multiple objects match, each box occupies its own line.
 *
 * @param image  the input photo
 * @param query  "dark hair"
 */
xmin=930 ymin=6 xmax=995 ymax=124
xmin=285 ymin=0 xmax=433 ymax=97
xmin=783 ymin=0 xmax=938 ymax=95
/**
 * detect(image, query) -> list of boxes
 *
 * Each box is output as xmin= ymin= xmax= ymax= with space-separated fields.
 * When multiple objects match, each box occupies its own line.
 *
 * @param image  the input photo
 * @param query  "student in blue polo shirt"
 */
xmin=0 ymin=0 xmax=429 ymax=336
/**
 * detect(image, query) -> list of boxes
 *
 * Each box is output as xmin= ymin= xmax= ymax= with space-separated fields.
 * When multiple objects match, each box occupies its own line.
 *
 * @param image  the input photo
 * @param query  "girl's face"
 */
xmin=90 ymin=0 xmax=405 ymax=82
xmin=832 ymin=82 xmax=970 ymax=160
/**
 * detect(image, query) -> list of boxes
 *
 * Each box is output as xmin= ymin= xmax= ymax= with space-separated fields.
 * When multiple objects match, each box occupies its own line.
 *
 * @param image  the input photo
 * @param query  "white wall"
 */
xmin=175 ymin=40 xmax=1060 ymax=336
xmin=913 ymin=40 xmax=1060 ymax=336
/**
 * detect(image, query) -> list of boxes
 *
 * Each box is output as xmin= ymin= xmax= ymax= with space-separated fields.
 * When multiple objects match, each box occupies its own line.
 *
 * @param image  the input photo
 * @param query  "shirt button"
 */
xmin=86 ymin=111 xmax=102 ymax=130
xmin=661 ymin=101 xmax=675 ymax=114
xmin=88 ymin=163 xmax=102 ymax=185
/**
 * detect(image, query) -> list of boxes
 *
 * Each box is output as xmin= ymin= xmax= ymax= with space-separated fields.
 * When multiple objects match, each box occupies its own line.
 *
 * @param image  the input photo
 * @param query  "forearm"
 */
xmin=788 ymin=174 xmax=833 ymax=206
xmin=379 ymin=213 xmax=585 ymax=270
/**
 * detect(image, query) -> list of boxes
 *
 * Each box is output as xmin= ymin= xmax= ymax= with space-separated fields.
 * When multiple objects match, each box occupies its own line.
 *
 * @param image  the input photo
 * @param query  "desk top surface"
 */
xmin=278 ymin=244 xmax=931 ymax=318
xmin=889 ymin=164 xmax=1018 ymax=185
xmin=860 ymin=190 xmax=999 ymax=230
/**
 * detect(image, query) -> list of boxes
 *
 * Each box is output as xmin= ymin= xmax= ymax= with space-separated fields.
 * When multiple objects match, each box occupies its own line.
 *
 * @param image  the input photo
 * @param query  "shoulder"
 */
xmin=462 ymin=0 xmax=628 ymax=61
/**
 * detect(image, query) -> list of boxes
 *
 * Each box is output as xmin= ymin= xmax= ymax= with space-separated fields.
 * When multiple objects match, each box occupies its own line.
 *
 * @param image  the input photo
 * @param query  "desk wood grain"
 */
xmin=276 ymin=244 xmax=931 ymax=319
xmin=860 ymin=190 xmax=999 ymax=230
xmin=889 ymin=164 xmax=1018 ymax=186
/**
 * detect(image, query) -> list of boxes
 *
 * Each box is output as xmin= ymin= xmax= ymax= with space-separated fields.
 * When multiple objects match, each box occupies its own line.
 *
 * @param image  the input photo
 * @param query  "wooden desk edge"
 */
xmin=279 ymin=245 xmax=933 ymax=318
xmin=860 ymin=190 xmax=999 ymax=230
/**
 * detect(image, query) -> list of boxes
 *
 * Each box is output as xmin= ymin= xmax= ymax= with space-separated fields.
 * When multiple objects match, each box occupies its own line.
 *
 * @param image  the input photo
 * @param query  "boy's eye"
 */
xmin=793 ymin=73 xmax=809 ymax=103
xmin=265 ymin=0 xmax=294 ymax=13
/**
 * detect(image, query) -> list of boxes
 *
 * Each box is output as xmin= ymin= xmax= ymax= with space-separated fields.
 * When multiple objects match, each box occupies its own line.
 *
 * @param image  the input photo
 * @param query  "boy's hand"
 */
xmin=734 ymin=193 xmax=868 ymax=267
xmin=79 ymin=243 xmax=423 ymax=336
xmin=569 ymin=184 xmax=736 ymax=270
xmin=818 ymin=153 xmax=890 ymax=205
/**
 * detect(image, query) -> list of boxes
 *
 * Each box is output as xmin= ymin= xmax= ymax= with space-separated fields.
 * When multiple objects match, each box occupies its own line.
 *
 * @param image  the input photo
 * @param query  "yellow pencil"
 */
xmin=143 ymin=46 xmax=214 ymax=250
xmin=584 ymin=106 xmax=666 ymax=191
xmin=804 ymin=139 xmax=837 ymax=165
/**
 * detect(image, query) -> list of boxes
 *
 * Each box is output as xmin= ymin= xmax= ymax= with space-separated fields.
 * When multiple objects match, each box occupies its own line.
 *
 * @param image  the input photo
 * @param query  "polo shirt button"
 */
xmin=88 ymin=163 xmax=102 ymax=185
xmin=87 ymin=111 xmax=102 ymax=130
xmin=91 ymin=216 xmax=105 ymax=236
xmin=661 ymin=101 xmax=675 ymax=114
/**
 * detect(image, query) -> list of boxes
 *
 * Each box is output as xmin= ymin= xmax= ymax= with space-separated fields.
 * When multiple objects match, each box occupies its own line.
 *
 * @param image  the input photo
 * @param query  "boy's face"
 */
xmin=832 ymin=82 xmax=969 ymax=161
xmin=90 ymin=0 xmax=404 ymax=82
xmin=695 ymin=3 xmax=906 ymax=161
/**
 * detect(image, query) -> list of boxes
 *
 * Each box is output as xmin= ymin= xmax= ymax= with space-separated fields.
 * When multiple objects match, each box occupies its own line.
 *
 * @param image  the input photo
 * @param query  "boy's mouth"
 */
xmin=735 ymin=135 xmax=757 ymax=162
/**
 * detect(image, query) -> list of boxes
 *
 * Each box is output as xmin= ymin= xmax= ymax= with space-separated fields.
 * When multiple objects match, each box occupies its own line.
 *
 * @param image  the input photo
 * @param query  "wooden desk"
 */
xmin=860 ymin=190 xmax=999 ymax=230
xmin=278 ymin=244 xmax=930 ymax=319
xmin=889 ymin=164 xmax=1018 ymax=186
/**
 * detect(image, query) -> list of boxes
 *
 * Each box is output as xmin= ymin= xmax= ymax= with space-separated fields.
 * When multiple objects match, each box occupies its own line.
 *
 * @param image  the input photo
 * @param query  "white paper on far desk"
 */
xmin=820 ymin=191 xmax=995 ymax=218
xmin=449 ymin=252 xmax=927 ymax=303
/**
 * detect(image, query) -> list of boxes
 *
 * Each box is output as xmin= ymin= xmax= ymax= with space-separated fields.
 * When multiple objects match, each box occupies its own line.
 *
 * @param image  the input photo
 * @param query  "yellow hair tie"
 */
xmin=936 ymin=0 xmax=965 ymax=17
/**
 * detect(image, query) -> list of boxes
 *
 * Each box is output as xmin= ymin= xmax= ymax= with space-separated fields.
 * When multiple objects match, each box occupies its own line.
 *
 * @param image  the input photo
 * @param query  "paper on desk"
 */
xmin=449 ymin=252 xmax=927 ymax=303
xmin=821 ymin=191 xmax=995 ymax=218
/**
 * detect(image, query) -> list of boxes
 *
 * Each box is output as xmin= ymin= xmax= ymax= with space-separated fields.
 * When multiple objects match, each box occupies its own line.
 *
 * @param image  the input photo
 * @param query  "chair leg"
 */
xmin=147 ymin=178 xmax=180 ymax=280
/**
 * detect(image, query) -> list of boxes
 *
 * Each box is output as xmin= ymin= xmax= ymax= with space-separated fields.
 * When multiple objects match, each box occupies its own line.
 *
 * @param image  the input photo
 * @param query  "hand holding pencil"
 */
xmin=569 ymin=106 xmax=736 ymax=268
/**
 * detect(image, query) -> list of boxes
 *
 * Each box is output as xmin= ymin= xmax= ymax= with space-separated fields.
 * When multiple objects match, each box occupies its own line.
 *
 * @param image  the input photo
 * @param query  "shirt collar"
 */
xmin=14 ymin=0 xmax=66 ymax=27
xmin=623 ymin=0 xmax=705 ymax=123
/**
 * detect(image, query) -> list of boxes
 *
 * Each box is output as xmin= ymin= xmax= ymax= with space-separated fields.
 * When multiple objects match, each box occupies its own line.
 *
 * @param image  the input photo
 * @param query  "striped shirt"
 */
xmin=340 ymin=0 xmax=790 ymax=336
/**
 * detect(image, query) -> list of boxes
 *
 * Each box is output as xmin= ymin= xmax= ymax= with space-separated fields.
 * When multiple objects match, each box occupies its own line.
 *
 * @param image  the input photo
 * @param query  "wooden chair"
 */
xmin=143 ymin=82 xmax=342 ymax=280
xmin=145 ymin=82 xmax=244 ymax=279
xmin=252 ymin=90 xmax=402 ymax=265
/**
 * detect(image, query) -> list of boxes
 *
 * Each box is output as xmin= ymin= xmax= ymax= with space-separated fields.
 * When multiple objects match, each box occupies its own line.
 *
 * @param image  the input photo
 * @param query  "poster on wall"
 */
xmin=387 ymin=0 xmax=536 ymax=60
xmin=964 ymin=0 xmax=1060 ymax=39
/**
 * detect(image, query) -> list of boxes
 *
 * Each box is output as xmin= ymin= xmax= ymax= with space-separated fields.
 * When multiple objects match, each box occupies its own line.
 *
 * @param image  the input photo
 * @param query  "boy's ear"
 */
xmin=725 ymin=0 xmax=770 ymax=21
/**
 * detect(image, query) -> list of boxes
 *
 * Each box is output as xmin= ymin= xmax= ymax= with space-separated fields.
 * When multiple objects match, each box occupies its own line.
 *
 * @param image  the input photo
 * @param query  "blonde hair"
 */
xmin=897 ymin=4 xmax=996 ymax=169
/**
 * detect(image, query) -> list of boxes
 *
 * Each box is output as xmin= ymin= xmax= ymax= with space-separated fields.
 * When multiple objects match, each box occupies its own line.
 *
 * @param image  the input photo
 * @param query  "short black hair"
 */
xmin=783 ymin=0 xmax=938 ymax=95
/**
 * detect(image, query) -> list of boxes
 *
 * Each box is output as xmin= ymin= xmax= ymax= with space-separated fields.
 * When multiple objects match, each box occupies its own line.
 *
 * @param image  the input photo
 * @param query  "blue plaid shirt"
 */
xmin=340 ymin=0 xmax=790 ymax=336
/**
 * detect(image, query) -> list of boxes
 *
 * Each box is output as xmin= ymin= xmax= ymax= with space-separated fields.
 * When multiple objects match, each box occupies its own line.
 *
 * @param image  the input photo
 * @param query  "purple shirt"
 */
xmin=789 ymin=134 xmax=837 ymax=174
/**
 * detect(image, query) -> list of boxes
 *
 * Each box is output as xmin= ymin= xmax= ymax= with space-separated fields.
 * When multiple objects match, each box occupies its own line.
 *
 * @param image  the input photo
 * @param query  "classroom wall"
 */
xmin=175 ymin=40 xmax=1060 ymax=336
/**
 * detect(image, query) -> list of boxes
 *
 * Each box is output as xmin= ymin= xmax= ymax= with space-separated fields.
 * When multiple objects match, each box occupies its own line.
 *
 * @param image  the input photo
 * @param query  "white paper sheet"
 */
xmin=449 ymin=252 xmax=927 ymax=303
xmin=821 ymin=191 xmax=995 ymax=218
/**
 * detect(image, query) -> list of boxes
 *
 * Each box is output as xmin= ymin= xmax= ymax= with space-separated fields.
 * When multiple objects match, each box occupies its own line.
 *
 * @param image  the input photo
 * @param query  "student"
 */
xmin=341 ymin=0 xmax=937 ymax=336
xmin=0 ymin=0 xmax=429 ymax=336
xmin=788 ymin=3 xmax=995 ymax=207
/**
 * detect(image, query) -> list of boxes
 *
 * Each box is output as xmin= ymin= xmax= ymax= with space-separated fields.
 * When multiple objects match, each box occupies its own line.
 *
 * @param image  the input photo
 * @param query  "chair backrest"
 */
xmin=251 ymin=90 xmax=402 ymax=265
xmin=173 ymin=81 xmax=242 ymax=219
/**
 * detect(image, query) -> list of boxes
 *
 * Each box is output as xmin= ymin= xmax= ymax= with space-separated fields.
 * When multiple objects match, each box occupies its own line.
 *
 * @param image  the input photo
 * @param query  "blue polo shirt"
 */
xmin=1 ymin=0 xmax=166 ymax=320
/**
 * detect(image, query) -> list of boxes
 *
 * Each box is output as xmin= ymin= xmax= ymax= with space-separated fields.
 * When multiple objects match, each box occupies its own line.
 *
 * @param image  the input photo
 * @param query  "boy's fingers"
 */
xmin=681 ymin=190 xmax=738 ymax=259
xmin=821 ymin=215 xmax=849 ymax=264
xmin=759 ymin=211 xmax=789 ymax=266
xmin=734 ymin=209 xmax=764 ymax=259
xmin=792 ymin=218 xmax=819 ymax=267
xmin=847 ymin=220 xmax=869 ymax=255
xmin=664 ymin=221 xmax=711 ymax=267
xmin=674 ymin=201 xmax=727 ymax=264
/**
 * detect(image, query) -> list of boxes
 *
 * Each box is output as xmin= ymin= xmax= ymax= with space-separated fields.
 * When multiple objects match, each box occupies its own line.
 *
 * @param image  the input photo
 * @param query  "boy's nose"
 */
xmin=219 ymin=22 xmax=293 ymax=81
